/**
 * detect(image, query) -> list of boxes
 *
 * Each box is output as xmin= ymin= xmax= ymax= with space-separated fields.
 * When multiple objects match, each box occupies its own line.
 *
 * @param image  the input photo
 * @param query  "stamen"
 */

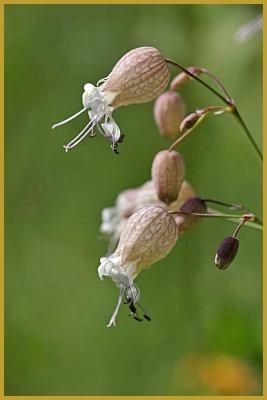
xmin=126 ymin=287 xmax=144 ymax=322
xmin=107 ymin=286 xmax=126 ymax=327
xmin=136 ymin=302 xmax=151 ymax=321
xmin=133 ymin=316 xmax=143 ymax=322
xmin=63 ymin=116 xmax=98 ymax=152
xmin=127 ymin=300 xmax=143 ymax=321
xmin=52 ymin=108 xmax=86 ymax=129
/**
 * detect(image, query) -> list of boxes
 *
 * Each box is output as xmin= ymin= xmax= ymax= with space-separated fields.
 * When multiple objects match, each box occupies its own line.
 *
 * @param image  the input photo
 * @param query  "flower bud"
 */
xmin=169 ymin=180 xmax=196 ymax=211
xmin=152 ymin=150 xmax=185 ymax=205
xmin=101 ymin=47 xmax=170 ymax=108
xmin=170 ymin=67 xmax=202 ymax=91
xmin=117 ymin=206 xmax=179 ymax=272
xmin=214 ymin=236 xmax=239 ymax=270
xmin=175 ymin=197 xmax=207 ymax=232
xmin=153 ymin=91 xmax=186 ymax=139
xmin=180 ymin=110 xmax=206 ymax=132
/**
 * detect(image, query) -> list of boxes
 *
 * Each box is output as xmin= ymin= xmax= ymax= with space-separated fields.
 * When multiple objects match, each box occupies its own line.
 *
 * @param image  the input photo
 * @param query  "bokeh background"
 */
xmin=5 ymin=4 xmax=262 ymax=396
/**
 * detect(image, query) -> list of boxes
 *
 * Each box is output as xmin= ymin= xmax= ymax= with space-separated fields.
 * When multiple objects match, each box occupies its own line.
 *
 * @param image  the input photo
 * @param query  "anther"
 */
xmin=136 ymin=302 xmax=151 ymax=322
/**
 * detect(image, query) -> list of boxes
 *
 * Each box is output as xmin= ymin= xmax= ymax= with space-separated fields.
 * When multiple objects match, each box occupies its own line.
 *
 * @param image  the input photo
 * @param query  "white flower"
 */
xmin=52 ymin=82 xmax=123 ymax=153
xmin=100 ymin=180 xmax=196 ymax=254
xmin=98 ymin=206 xmax=179 ymax=327
xmin=100 ymin=187 xmax=140 ymax=253
xmin=98 ymin=254 xmax=141 ymax=328
xmin=98 ymin=254 xmax=138 ymax=288
xmin=52 ymin=47 xmax=170 ymax=153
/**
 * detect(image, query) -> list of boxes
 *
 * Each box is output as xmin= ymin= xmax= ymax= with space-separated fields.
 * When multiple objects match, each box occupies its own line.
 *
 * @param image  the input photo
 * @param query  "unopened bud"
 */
xmin=169 ymin=180 xmax=196 ymax=211
xmin=152 ymin=150 xmax=185 ymax=205
xmin=101 ymin=47 xmax=170 ymax=108
xmin=170 ymin=67 xmax=202 ymax=91
xmin=118 ymin=206 xmax=179 ymax=270
xmin=180 ymin=110 xmax=206 ymax=132
xmin=153 ymin=91 xmax=186 ymax=139
xmin=214 ymin=236 xmax=239 ymax=270
xmin=175 ymin=197 xmax=207 ymax=232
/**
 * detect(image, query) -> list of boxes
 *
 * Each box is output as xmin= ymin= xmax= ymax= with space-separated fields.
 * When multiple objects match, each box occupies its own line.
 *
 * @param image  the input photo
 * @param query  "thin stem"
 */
xmin=170 ymin=210 xmax=262 ymax=231
xmin=226 ymin=218 xmax=263 ymax=231
xmin=205 ymin=105 xmax=229 ymax=113
xmin=165 ymin=58 xmax=262 ymax=163
xmin=233 ymin=218 xmax=246 ymax=238
xmin=199 ymin=67 xmax=233 ymax=103
xmin=168 ymin=106 xmax=229 ymax=152
xmin=168 ymin=124 xmax=196 ymax=152
xmin=171 ymin=211 xmax=249 ymax=219
xmin=232 ymin=108 xmax=263 ymax=162
xmin=203 ymin=199 xmax=263 ymax=225
xmin=203 ymin=198 xmax=247 ymax=210
xmin=165 ymin=58 xmax=232 ymax=106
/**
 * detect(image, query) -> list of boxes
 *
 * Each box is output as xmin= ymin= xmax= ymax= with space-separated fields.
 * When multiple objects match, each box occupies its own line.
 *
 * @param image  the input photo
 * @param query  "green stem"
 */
xmin=199 ymin=67 xmax=233 ymax=103
xmin=203 ymin=198 xmax=263 ymax=225
xmin=170 ymin=210 xmax=263 ymax=232
xmin=226 ymin=218 xmax=263 ymax=231
xmin=232 ymin=108 xmax=263 ymax=162
xmin=173 ymin=211 xmax=247 ymax=219
xmin=165 ymin=58 xmax=262 ymax=163
xmin=165 ymin=58 xmax=230 ymax=106
xmin=168 ymin=123 xmax=196 ymax=152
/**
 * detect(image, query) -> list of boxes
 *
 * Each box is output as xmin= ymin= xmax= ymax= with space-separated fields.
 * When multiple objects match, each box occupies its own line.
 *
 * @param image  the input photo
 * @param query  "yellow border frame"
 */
xmin=1 ymin=1 xmax=264 ymax=399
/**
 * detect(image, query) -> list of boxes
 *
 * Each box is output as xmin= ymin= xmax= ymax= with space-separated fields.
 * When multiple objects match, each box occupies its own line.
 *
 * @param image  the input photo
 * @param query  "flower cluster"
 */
xmin=53 ymin=47 xmax=261 ymax=327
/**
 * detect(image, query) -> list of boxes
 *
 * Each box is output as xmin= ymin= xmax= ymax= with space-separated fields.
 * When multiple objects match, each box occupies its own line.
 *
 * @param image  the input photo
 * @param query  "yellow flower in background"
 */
xmin=174 ymin=354 xmax=259 ymax=395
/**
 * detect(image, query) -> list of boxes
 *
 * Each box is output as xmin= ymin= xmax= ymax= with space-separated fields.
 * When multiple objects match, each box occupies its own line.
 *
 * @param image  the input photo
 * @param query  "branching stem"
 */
xmin=165 ymin=58 xmax=262 ymax=162
xmin=169 ymin=210 xmax=263 ymax=231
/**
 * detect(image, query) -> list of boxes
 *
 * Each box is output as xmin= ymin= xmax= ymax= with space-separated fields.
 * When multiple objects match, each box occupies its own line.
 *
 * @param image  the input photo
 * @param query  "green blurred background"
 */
xmin=5 ymin=4 xmax=262 ymax=395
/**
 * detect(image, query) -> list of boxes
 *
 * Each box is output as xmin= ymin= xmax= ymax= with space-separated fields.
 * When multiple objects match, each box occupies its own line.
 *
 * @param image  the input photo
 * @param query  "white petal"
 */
xmin=84 ymin=83 xmax=97 ymax=93
xmin=108 ymin=269 xmax=130 ymax=287
xmin=102 ymin=91 xmax=118 ymax=106
xmin=101 ymin=120 xmax=121 ymax=143
xmin=98 ymin=257 xmax=114 ymax=280
xmin=101 ymin=207 xmax=117 ymax=221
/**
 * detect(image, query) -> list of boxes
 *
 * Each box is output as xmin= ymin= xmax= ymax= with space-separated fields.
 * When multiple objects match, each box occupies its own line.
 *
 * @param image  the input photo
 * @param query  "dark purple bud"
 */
xmin=180 ymin=197 xmax=207 ymax=214
xmin=215 ymin=236 xmax=239 ymax=270
xmin=175 ymin=197 xmax=207 ymax=232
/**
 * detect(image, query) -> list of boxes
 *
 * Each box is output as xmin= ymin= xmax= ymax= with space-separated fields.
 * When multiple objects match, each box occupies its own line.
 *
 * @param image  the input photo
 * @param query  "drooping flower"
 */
xmin=52 ymin=47 xmax=170 ymax=153
xmin=98 ymin=205 xmax=179 ymax=327
xmin=100 ymin=179 xmax=196 ymax=253
xmin=100 ymin=187 xmax=140 ymax=253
